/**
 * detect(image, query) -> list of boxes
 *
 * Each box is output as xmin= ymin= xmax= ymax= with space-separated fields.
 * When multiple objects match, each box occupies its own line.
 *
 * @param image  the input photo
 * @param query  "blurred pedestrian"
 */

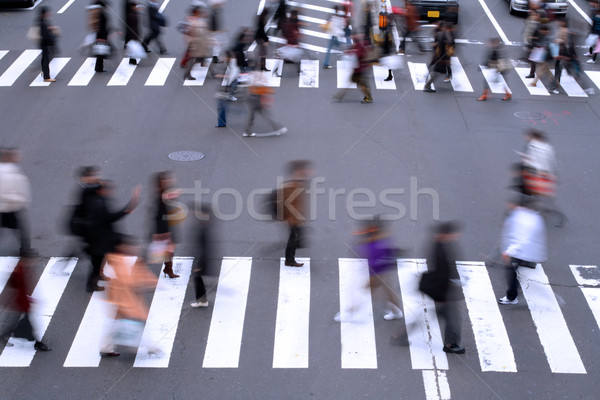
xmin=398 ymin=0 xmax=425 ymax=54
xmin=208 ymin=0 xmax=226 ymax=63
xmin=332 ymin=33 xmax=373 ymax=103
xmin=477 ymin=37 xmax=511 ymax=101
xmin=586 ymin=4 xmax=600 ymax=63
xmin=522 ymin=10 xmax=540 ymax=78
xmin=527 ymin=23 xmax=553 ymax=88
xmin=38 ymin=6 xmax=59 ymax=82
xmin=0 ymin=149 xmax=32 ymax=254
xmin=272 ymin=0 xmax=288 ymax=36
xmin=242 ymin=71 xmax=288 ymax=137
xmin=92 ymin=0 xmax=113 ymax=73
xmin=424 ymin=22 xmax=454 ymax=93
xmin=322 ymin=6 xmax=346 ymax=69
xmin=183 ymin=5 xmax=213 ymax=80
xmin=142 ymin=0 xmax=167 ymax=54
xmin=255 ymin=9 xmax=271 ymax=71
xmin=124 ymin=0 xmax=142 ymax=65
xmin=190 ymin=204 xmax=213 ymax=308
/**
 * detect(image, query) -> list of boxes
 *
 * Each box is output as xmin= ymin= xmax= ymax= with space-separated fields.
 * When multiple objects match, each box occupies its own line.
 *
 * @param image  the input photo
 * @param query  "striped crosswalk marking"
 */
xmin=551 ymin=69 xmax=587 ymax=97
xmin=336 ymin=59 xmax=357 ymax=89
xmin=0 ymin=49 xmax=41 ymax=87
xmin=585 ymin=71 xmax=600 ymax=90
xmin=145 ymin=58 xmax=176 ymax=86
xmin=338 ymin=258 xmax=377 ymax=369
xmin=134 ymin=257 xmax=193 ymax=367
xmin=570 ymin=265 xmax=600 ymax=330
xmin=0 ymin=50 xmax=8 ymax=62
xmin=30 ymin=57 xmax=70 ymax=86
xmin=397 ymin=259 xmax=448 ymax=370
xmin=422 ymin=369 xmax=451 ymax=400
xmin=0 ymin=257 xmax=19 ymax=294
xmin=261 ymin=59 xmax=283 ymax=87
xmin=480 ymin=65 xmax=511 ymax=94
xmin=287 ymin=0 xmax=337 ymax=14
xmin=457 ymin=261 xmax=516 ymax=372
xmin=299 ymin=59 xmax=319 ymax=88
xmin=202 ymin=257 xmax=252 ymax=368
xmin=107 ymin=58 xmax=140 ymax=86
xmin=372 ymin=64 xmax=396 ymax=90
xmin=183 ymin=59 xmax=213 ymax=86
xmin=514 ymin=67 xmax=550 ymax=95
xmin=273 ymin=258 xmax=310 ymax=368
xmin=407 ymin=62 xmax=434 ymax=91
xmin=519 ymin=265 xmax=586 ymax=374
xmin=0 ymin=258 xmax=77 ymax=367
xmin=68 ymin=58 xmax=96 ymax=86
xmin=449 ymin=57 xmax=473 ymax=92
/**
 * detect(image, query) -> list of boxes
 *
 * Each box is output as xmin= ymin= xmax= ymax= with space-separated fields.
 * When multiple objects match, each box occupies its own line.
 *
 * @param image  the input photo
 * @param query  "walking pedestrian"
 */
xmin=242 ymin=72 xmax=288 ymax=137
xmin=92 ymin=0 xmax=112 ymax=73
xmin=190 ymin=204 xmax=213 ymax=308
xmin=522 ymin=10 xmax=540 ymax=78
xmin=142 ymin=0 xmax=167 ymax=54
xmin=332 ymin=33 xmax=373 ymax=103
xmin=398 ymin=0 xmax=425 ymax=54
xmin=424 ymin=22 xmax=454 ymax=93
xmin=151 ymin=171 xmax=181 ymax=279
xmin=38 ymin=6 xmax=59 ymax=82
xmin=255 ymin=9 xmax=271 ymax=71
xmin=183 ymin=5 xmax=212 ymax=80
xmin=124 ymin=0 xmax=142 ymax=65
xmin=322 ymin=6 xmax=346 ymax=69
xmin=586 ymin=5 xmax=600 ymax=63
xmin=477 ymin=37 xmax=511 ymax=101
xmin=528 ymin=23 xmax=553 ymax=88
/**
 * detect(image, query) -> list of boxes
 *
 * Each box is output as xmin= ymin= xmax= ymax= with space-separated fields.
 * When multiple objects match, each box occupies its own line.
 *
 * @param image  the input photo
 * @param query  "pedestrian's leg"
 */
xmin=243 ymin=96 xmax=259 ymax=134
xmin=527 ymin=60 xmax=536 ymax=77
xmin=258 ymin=106 xmax=283 ymax=131
xmin=184 ymin=58 xmax=197 ymax=79
xmin=505 ymin=259 xmax=519 ymax=301
xmin=217 ymin=98 xmax=227 ymax=127
xmin=41 ymin=47 xmax=50 ymax=79
xmin=87 ymin=255 xmax=103 ymax=292
xmin=194 ymin=272 xmax=207 ymax=302
xmin=95 ymin=55 xmax=104 ymax=72
xmin=443 ymin=301 xmax=462 ymax=346
xmin=15 ymin=211 xmax=31 ymax=252
xmin=424 ymin=70 xmax=436 ymax=90
xmin=285 ymin=226 xmax=299 ymax=264
xmin=323 ymin=37 xmax=335 ymax=67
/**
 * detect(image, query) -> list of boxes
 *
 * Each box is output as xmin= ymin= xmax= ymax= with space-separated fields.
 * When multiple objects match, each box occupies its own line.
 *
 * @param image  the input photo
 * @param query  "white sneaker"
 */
xmin=587 ymin=59 xmax=595 ymax=64
xmin=550 ymin=89 xmax=559 ymax=94
xmin=443 ymin=78 xmax=451 ymax=83
xmin=498 ymin=296 xmax=518 ymax=305
xmin=242 ymin=132 xmax=255 ymax=137
xmin=585 ymin=88 xmax=595 ymax=95
xmin=191 ymin=300 xmax=209 ymax=308
xmin=584 ymin=52 xmax=592 ymax=57
xmin=383 ymin=310 xmax=404 ymax=320
xmin=277 ymin=127 xmax=288 ymax=135
xmin=333 ymin=312 xmax=341 ymax=322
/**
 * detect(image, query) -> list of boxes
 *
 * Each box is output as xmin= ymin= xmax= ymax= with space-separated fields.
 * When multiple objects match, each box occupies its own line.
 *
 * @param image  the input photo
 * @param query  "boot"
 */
xmin=260 ymin=57 xmax=270 ymax=72
xmin=384 ymin=69 xmax=393 ymax=81
xmin=477 ymin=89 xmax=489 ymax=101
xmin=163 ymin=261 xmax=179 ymax=279
xmin=502 ymin=90 xmax=511 ymax=101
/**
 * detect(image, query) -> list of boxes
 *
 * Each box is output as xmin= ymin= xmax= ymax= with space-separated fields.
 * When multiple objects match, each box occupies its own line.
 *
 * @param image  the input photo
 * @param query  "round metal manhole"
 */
xmin=168 ymin=151 xmax=205 ymax=162
xmin=514 ymin=111 xmax=545 ymax=120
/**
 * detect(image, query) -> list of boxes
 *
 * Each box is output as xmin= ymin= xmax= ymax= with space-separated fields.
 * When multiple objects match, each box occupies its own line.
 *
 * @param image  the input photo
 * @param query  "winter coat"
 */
xmin=523 ymin=139 xmax=558 ymax=175
xmin=0 ymin=163 xmax=31 ymax=213
xmin=501 ymin=206 xmax=547 ymax=263
xmin=82 ymin=192 xmax=128 ymax=256
xmin=187 ymin=17 xmax=211 ymax=58
xmin=125 ymin=7 xmax=140 ymax=42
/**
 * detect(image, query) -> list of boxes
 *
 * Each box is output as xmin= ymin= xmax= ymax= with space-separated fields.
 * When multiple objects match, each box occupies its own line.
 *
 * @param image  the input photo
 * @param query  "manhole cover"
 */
xmin=168 ymin=151 xmax=205 ymax=161
xmin=514 ymin=111 xmax=545 ymax=120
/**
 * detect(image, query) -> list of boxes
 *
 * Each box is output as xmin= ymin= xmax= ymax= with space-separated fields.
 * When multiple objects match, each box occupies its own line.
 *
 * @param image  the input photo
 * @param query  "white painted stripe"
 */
xmin=457 ymin=262 xmax=517 ymax=372
xmin=68 ymin=58 xmax=96 ymax=86
xmin=422 ymin=370 xmax=451 ymax=400
xmin=407 ymin=62 xmax=434 ymax=91
xmin=0 ymin=257 xmax=20 ymax=294
xmin=287 ymin=0 xmax=336 ymax=14
xmin=257 ymin=0 xmax=266 ymax=14
xmin=336 ymin=59 xmax=357 ymax=88
xmin=449 ymin=57 xmax=474 ymax=92
xmin=567 ymin=0 xmax=592 ymax=25
xmin=183 ymin=59 xmax=212 ymax=86
xmin=397 ymin=259 xmax=448 ymax=370
xmin=202 ymin=257 xmax=252 ymax=368
xmin=145 ymin=57 xmax=176 ymax=86
xmin=158 ymin=0 xmax=170 ymax=14
xmin=273 ymin=258 xmax=310 ymax=368
xmin=477 ymin=0 xmax=511 ymax=44
xmin=107 ymin=58 xmax=139 ymax=86
xmin=551 ymin=69 xmax=587 ymax=97
xmin=30 ymin=57 xmax=70 ymax=86
xmin=63 ymin=257 xmax=135 ymax=367
xmin=0 ymin=50 xmax=8 ymax=62
xmin=0 ymin=258 xmax=76 ymax=367
xmin=299 ymin=28 xmax=332 ymax=40
xmin=373 ymin=64 xmax=396 ymax=90
xmin=580 ymin=288 xmax=600 ymax=329
xmin=514 ymin=67 xmax=550 ymax=95
xmin=57 ymin=0 xmax=76 ymax=14
xmin=134 ymin=257 xmax=193 ymax=367
xmin=299 ymin=59 xmax=319 ymax=88
xmin=480 ymin=66 xmax=510 ymax=94
xmin=585 ymin=70 xmax=600 ymax=90
xmin=338 ymin=258 xmax=377 ymax=369
xmin=298 ymin=15 xmax=329 ymax=25
xmin=268 ymin=36 xmax=342 ymax=54
xmin=0 ymin=49 xmax=41 ymax=87
xmin=519 ymin=265 xmax=586 ymax=374
xmin=262 ymin=59 xmax=283 ymax=87
xmin=569 ymin=265 xmax=600 ymax=286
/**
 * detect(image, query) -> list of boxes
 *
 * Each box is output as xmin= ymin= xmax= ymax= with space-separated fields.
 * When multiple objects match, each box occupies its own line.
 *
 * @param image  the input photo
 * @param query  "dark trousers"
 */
xmin=143 ymin=29 xmax=165 ymax=53
xmin=95 ymin=55 xmax=104 ymax=72
xmin=285 ymin=225 xmax=302 ymax=264
xmin=0 ymin=211 xmax=31 ymax=251
xmin=87 ymin=254 xmax=104 ymax=290
xmin=437 ymin=300 xmax=462 ymax=346
xmin=505 ymin=257 xmax=536 ymax=301
xmin=41 ymin=45 xmax=51 ymax=79
xmin=194 ymin=272 xmax=206 ymax=300
xmin=399 ymin=29 xmax=424 ymax=52
xmin=217 ymin=97 xmax=227 ymax=127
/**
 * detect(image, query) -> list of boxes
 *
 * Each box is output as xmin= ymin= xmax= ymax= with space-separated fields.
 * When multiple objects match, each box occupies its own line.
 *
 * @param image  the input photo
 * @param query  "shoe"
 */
xmin=383 ymin=310 xmax=404 ymax=320
xmin=86 ymin=285 xmax=105 ymax=293
xmin=524 ymin=74 xmax=535 ymax=79
xmin=584 ymin=52 xmax=592 ymax=57
xmin=100 ymin=351 xmax=120 ymax=357
xmin=333 ymin=312 xmax=341 ymax=322
xmin=550 ymin=89 xmax=559 ymax=94
xmin=384 ymin=75 xmax=393 ymax=81
xmin=498 ymin=296 xmax=518 ymax=305
xmin=502 ymin=91 xmax=512 ymax=101
xmin=443 ymin=78 xmax=451 ymax=83
xmin=34 ymin=341 xmax=51 ymax=352
xmin=229 ymin=95 xmax=238 ymax=102
xmin=43 ymin=78 xmax=56 ymax=82
xmin=442 ymin=344 xmax=465 ymax=354
xmin=185 ymin=75 xmax=196 ymax=80
xmin=585 ymin=88 xmax=596 ymax=95
xmin=423 ymin=87 xmax=435 ymax=93
xmin=323 ymin=65 xmax=333 ymax=69
xmin=129 ymin=60 xmax=137 ymax=65
xmin=191 ymin=300 xmax=209 ymax=308
xmin=360 ymin=97 xmax=373 ymax=104
xmin=277 ymin=127 xmax=288 ymax=135
xmin=477 ymin=89 xmax=489 ymax=101
xmin=163 ymin=262 xmax=180 ymax=279
xmin=529 ymin=82 xmax=537 ymax=87
xmin=215 ymin=125 xmax=226 ymax=128
xmin=242 ymin=132 xmax=256 ymax=137
xmin=587 ymin=59 xmax=595 ymax=64
xmin=284 ymin=261 xmax=304 ymax=267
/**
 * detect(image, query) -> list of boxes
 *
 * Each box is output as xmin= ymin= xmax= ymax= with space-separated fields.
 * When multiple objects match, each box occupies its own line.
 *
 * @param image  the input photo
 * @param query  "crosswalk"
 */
xmin=2 ymin=49 xmax=600 ymax=98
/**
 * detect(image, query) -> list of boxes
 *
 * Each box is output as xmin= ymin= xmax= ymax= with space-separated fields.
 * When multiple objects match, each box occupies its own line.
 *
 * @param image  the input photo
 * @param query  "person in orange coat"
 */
xmin=398 ymin=0 xmax=425 ymax=54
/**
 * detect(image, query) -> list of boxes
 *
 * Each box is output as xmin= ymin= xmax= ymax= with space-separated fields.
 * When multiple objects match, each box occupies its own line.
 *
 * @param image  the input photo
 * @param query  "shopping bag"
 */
xmin=528 ymin=46 xmax=546 ymax=63
xmin=111 ymin=319 xmax=144 ymax=348
xmin=276 ymin=45 xmax=303 ymax=63
xmin=125 ymin=40 xmax=147 ymax=59
xmin=91 ymin=41 xmax=111 ymax=56
xmin=380 ymin=54 xmax=403 ymax=70
xmin=26 ymin=26 xmax=40 ymax=41
xmin=586 ymin=33 xmax=599 ymax=49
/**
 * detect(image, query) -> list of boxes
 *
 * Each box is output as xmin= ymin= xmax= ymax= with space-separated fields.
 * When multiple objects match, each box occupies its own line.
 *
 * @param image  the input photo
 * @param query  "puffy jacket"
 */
xmin=502 ymin=207 xmax=547 ymax=263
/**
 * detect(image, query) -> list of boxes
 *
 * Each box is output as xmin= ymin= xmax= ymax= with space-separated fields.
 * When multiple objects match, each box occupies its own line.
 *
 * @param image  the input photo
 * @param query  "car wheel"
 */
xmin=509 ymin=0 xmax=516 ymax=15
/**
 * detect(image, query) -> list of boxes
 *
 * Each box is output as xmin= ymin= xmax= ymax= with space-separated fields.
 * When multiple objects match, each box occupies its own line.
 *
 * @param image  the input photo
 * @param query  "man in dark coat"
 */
xmin=125 ymin=0 xmax=141 ymax=65
xmin=142 ymin=0 xmax=167 ymax=54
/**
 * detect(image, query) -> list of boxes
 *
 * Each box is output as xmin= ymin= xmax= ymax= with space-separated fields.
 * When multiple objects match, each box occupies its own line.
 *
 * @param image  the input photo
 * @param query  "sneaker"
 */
xmin=442 ymin=344 xmax=465 ymax=354
xmin=242 ymin=132 xmax=256 ymax=137
xmin=587 ymin=59 xmax=595 ymax=64
xmin=585 ymin=88 xmax=596 ymax=95
xmin=584 ymin=52 xmax=592 ymax=57
xmin=498 ymin=296 xmax=518 ymax=305
xmin=333 ymin=312 xmax=341 ymax=322
xmin=550 ymin=89 xmax=559 ymax=94
xmin=383 ymin=310 xmax=404 ymax=320
xmin=277 ymin=127 xmax=288 ymax=135
xmin=360 ymin=97 xmax=373 ymax=104
xmin=443 ymin=78 xmax=451 ymax=83
xmin=191 ymin=300 xmax=209 ymax=308
xmin=323 ymin=65 xmax=333 ymax=69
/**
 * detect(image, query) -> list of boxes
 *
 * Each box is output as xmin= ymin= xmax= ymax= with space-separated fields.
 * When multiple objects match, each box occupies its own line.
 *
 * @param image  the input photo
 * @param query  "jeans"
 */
xmin=505 ymin=257 xmax=536 ymax=300
xmin=323 ymin=36 xmax=340 ymax=67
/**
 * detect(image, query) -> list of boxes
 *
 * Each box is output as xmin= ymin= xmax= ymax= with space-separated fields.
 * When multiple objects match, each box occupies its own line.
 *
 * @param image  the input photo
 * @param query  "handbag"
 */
xmin=586 ymin=33 xmax=599 ymax=48
xmin=528 ymin=46 xmax=546 ymax=63
xmin=125 ymin=40 xmax=147 ymax=59
xmin=418 ymin=271 xmax=446 ymax=302
xmin=111 ymin=319 xmax=144 ymax=348
xmin=91 ymin=41 xmax=111 ymax=56
xmin=26 ymin=26 xmax=40 ymax=41
xmin=380 ymin=54 xmax=403 ymax=70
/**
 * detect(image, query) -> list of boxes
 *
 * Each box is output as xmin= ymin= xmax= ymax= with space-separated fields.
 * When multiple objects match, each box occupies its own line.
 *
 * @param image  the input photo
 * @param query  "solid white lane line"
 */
xmin=134 ymin=257 xmax=193 ymax=367
xmin=567 ymin=0 xmax=592 ymax=25
xmin=476 ymin=0 xmax=511 ymax=44
xmin=30 ymin=57 xmax=70 ymax=86
xmin=299 ymin=59 xmax=319 ymax=88
xmin=480 ymin=66 xmax=510 ymax=94
xmin=107 ymin=58 xmax=139 ymax=86
xmin=202 ymin=257 xmax=252 ymax=368
xmin=514 ymin=67 xmax=550 ymax=95
xmin=273 ymin=258 xmax=310 ymax=368
xmin=336 ymin=59 xmax=357 ymax=88
xmin=372 ymin=65 xmax=396 ymax=90
xmin=569 ymin=265 xmax=600 ymax=286
xmin=68 ymin=58 xmax=96 ymax=86
xmin=0 ymin=258 xmax=77 ymax=367
xmin=519 ymin=265 xmax=586 ymax=374
xmin=422 ymin=370 xmax=451 ymax=400
xmin=457 ymin=262 xmax=517 ymax=372
xmin=449 ymin=57 xmax=474 ymax=92
xmin=407 ymin=62 xmax=434 ymax=91
xmin=397 ymin=259 xmax=448 ymax=370
xmin=338 ymin=258 xmax=377 ymax=369
xmin=0 ymin=49 xmax=41 ymax=87
xmin=0 ymin=257 xmax=20 ymax=294
xmin=145 ymin=57 xmax=176 ymax=86
xmin=158 ymin=0 xmax=170 ymax=13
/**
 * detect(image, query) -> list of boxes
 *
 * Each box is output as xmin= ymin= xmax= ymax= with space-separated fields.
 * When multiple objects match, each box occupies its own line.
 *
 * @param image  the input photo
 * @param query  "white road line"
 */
xmin=519 ymin=265 xmax=586 ymax=374
xmin=220 ymin=60 xmax=240 ymax=86
xmin=476 ymin=0 xmax=511 ymax=45
xmin=0 ymin=258 xmax=77 ymax=367
xmin=514 ymin=67 xmax=550 ymax=95
xmin=336 ymin=59 xmax=357 ymax=88
xmin=107 ymin=58 xmax=139 ymax=86
xmin=273 ymin=258 xmax=310 ymax=368
xmin=480 ymin=66 xmax=510 ymax=94
xmin=550 ymin=68 xmax=587 ymax=97
xmin=262 ymin=58 xmax=283 ymax=87
xmin=457 ymin=262 xmax=517 ymax=372
xmin=0 ymin=49 xmax=41 ymax=87
xmin=569 ymin=265 xmax=600 ymax=286
xmin=0 ymin=50 xmax=8 ymax=62
xmin=202 ymin=257 xmax=252 ymax=368
xmin=298 ymin=15 xmax=329 ymax=25
xmin=580 ymin=288 xmax=600 ymax=329
xmin=373 ymin=64 xmax=396 ymax=89
xmin=397 ymin=259 xmax=448 ymax=370
xmin=422 ymin=370 xmax=451 ymax=400
xmin=299 ymin=28 xmax=332 ymax=40
xmin=299 ymin=59 xmax=319 ymax=88
xmin=183 ymin=59 xmax=212 ymax=86
xmin=567 ymin=0 xmax=592 ymax=25
xmin=288 ymin=0 xmax=336 ymax=14
xmin=145 ymin=57 xmax=176 ymax=86
xmin=268 ymin=36 xmax=342 ymax=54
xmin=0 ymin=257 xmax=19 ymax=294
xmin=338 ymin=258 xmax=377 ymax=369
xmin=134 ymin=257 xmax=193 ymax=368
xmin=449 ymin=57 xmax=474 ymax=92
xmin=407 ymin=62 xmax=434 ymax=91
xmin=30 ymin=57 xmax=70 ymax=86
xmin=584 ymin=70 xmax=600 ymax=89
xmin=257 ymin=0 xmax=266 ymax=15
xmin=68 ymin=58 xmax=96 ymax=86
xmin=57 ymin=0 xmax=75 ymax=14
xmin=158 ymin=0 xmax=170 ymax=14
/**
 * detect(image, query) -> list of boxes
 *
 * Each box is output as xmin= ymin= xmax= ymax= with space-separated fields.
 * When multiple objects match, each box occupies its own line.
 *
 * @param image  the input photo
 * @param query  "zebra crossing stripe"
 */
xmin=519 ymin=265 xmax=586 ymax=374
xmin=134 ymin=257 xmax=193 ymax=368
xmin=202 ymin=257 xmax=252 ymax=368
xmin=422 ymin=369 xmax=451 ymax=400
xmin=569 ymin=265 xmax=600 ymax=286
xmin=272 ymin=258 xmax=310 ymax=368
xmin=373 ymin=64 xmax=396 ymax=90
xmin=407 ymin=62 xmax=434 ymax=91
xmin=456 ymin=262 xmax=517 ymax=372
xmin=480 ymin=65 xmax=511 ymax=94
xmin=551 ymin=69 xmax=588 ymax=97
xmin=145 ymin=58 xmax=176 ymax=86
xmin=0 ymin=49 xmax=41 ymax=87
xmin=287 ymin=0 xmax=337 ymax=14
xmin=580 ymin=288 xmax=600 ymax=330
xmin=338 ymin=258 xmax=377 ymax=369
xmin=449 ymin=57 xmax=474 ymax=92
xmin=299 ymin=59 xmax=319 ymax=88
xmin=0 ymin=257 xmax=19 ymax=294
xmin=336 ymin=59 xmax=357 ymax=89
xmin=30 ymin=57 xmax=70 ymax=86
xmin=107 ymin=58 xmax=140 ymax=86
xmin=584 ymin=71 xmax=600 ymax=90
xmin=0 ymin=258 xmax=77 ymax=367
xmin=397 ymin=259 xmax=448 ymax=370
xmin=68 ymin=58 xmax=96 ymax=86
xmin=183 ymin=59 xmax=212 ymax=86
xmin=262 ymin=59 xmax=283 ymax=87
xmin=514 ymin=67 xmax=550 ymax=95
xmin=0 ymin=50 xmax=8 ymax=62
